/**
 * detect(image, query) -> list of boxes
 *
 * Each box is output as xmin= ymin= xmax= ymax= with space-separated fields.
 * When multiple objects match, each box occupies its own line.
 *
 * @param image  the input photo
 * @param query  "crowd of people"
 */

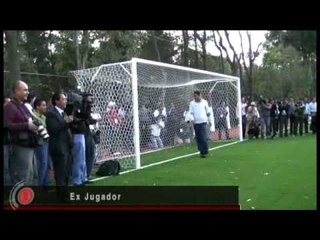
xmin=240 ymin=96 xmax=317 ymax=140
xmin=4 ymin=81 xmax=317 ymax=193
xmin=4 ymin=81 xmax=99 ymax=201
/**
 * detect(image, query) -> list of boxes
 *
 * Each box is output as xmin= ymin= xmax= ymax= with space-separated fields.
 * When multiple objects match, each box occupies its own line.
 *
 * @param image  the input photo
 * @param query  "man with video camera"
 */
xmin=83 ymin=93 xmax=100 ymax=181
xmin=66 ymin=91 xmax=99 ymax=184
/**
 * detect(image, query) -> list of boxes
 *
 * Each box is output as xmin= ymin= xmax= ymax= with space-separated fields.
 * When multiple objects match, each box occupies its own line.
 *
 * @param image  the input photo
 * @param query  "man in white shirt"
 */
xmin=309 ymin=97 xmax=317 ymax=134
xmin=303 ymin=97 xmax=310 ymax=134
xmin=189 ymin=91 xmax=211 ymax=158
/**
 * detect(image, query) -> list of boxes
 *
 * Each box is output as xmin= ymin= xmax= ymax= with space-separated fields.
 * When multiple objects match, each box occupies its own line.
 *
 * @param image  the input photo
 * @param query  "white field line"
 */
xmin=91 ymin=140 xmax=243 ymax=183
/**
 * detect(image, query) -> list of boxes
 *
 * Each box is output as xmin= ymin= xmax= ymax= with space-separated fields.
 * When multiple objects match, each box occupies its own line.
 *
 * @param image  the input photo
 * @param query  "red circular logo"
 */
xmin=17 ymin=187 xmax=35 ymax=205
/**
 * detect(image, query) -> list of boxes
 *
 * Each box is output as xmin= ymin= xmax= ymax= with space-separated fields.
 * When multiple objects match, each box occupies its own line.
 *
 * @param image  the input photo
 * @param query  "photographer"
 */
xmin=4 ymin=81 xmax=38 ymax=186
xmin=288 ymin=98 xmax=297 ymax=136
xmin=33 ymin=98 xmax=51 ymax=187
xmin=295 ymin=100 xmax=305 ymax=136
xmin=258 ymin=97 xmax=271 ymax=139
xmin=278 ymin=99 xmax=289 ymax=137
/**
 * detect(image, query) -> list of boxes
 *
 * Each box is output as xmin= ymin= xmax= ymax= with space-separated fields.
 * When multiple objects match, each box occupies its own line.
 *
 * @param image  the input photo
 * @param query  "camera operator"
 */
xmin=66 ymin=92 xmax=89 ymax=186
xmin=82 ymin=93 xmax=99 ymax=181
xmin=33 ymin=98 xmax=51 ymax=187
xmin=4 ymin=81 xmax=39 ymax=186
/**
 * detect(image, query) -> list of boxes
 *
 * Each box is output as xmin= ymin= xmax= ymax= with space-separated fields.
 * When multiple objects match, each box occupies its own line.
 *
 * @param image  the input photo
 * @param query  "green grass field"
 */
xmin=92 ymin=135 xmax=317 ymax=210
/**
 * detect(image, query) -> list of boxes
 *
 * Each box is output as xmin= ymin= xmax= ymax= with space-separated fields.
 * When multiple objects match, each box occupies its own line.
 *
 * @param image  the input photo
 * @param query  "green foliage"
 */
xmin=139 ymin=31 xmax=176 ymax=63
xmin=3 ymin=30 xmax=316 ymax=100
xmin=256 ymin=44 xmax=313 ymax=99
xmin=91 ymin=31 xmax=148 ymax=65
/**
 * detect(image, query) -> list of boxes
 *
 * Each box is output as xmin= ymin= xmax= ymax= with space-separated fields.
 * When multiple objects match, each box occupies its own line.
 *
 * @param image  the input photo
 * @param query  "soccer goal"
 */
xmin=70 ymin=58 xmax=242 ymax=169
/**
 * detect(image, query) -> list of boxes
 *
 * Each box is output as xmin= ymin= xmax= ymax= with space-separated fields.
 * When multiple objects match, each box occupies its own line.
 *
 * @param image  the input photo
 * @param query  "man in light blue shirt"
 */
xmin=303 ymin=97 xmax=310 ymax=134
xmin=309 ymin=97 xmax=317 ymax=134
xmin=189 ymin=90 xmax=211 ymax=158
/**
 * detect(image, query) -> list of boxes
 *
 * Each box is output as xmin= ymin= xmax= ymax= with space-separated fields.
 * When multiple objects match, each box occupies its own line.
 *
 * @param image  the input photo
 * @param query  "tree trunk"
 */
xmin=5 ymin=30 xmax=21 ymax=89
xmin=75 ymin=30 xmax=81 ymax=70
xmin=81 ymin=30 xmax=90 ymax=69
xmin=152 ymin=31 xmax=166 ymax=107
xmin=216 ymin=31 xmax=237 ymax=75
xmin=152 ymin=31 xmax=161 ymax=62
xmin=212 ymin=31 xmax=224 ymax=73
xmin=200 ymin=31 xmax=207 ymax=70
xmin=193 ymin=31 xmax=199 ymax=68
xmin=182 ymin=30 xmax=189 ymax=66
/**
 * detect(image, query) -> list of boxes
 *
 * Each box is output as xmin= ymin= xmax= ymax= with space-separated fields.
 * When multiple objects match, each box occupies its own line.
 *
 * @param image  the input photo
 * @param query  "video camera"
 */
xmin=65 ymin=90 xmax=101 ymax=132
xmin=65 ymin=91 xmax=86 ymax=115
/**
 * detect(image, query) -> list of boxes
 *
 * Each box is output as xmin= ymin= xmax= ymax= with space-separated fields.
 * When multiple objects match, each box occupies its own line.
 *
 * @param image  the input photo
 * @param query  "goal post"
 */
xmin=70 ymin=58 xmax=242 ymax=170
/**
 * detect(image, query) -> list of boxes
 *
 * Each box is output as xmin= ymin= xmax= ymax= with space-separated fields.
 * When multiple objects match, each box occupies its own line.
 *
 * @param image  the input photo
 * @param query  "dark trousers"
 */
xmin=289 ymin=114 xmax=297 ymax=135
xmin=271 ymin=117 xmax=278 ymax=136
xmin=296 ymin=115 xmax=304 ymax=135
xmin=242 ymin=115 xmax=247 ymax=139
xmin=303 ymin=114 xmax=309 ymax=134
xmin=194 ymin=123 xmax=208 ymax=155
xmin=50 ymin=151 xmax=72 ymax=187
xmin=279 ymin=116 xmax=288 ymax=137
xmin=85 ymin=131 xmax=95 ymax=179
xmin=50 ymin=150 xmax=72 ymax=202
xmin=311 ymin=114 xmax=316 ymax=133
xmin=217 ymin=118 xmax=229 ymax=140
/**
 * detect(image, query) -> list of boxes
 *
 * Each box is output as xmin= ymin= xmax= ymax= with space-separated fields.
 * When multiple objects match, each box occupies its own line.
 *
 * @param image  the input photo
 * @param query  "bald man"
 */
xmin=4 ymin=80 xmax=39 ymax=186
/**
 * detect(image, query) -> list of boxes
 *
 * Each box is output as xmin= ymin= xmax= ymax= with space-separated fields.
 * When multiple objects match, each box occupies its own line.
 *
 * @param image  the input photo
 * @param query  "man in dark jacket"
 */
xmin=278 ymin=99 xmax=289 ymax=137
xmin=4 ymin=81 xmax=39 ymax=186
xmin=46 ymin=93 xmax=73 ymax=196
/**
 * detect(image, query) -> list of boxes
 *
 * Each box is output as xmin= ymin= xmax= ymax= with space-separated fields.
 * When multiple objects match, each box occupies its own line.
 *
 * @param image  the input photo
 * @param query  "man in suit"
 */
xmin=46 ymin=93 xmax=73 ymax=201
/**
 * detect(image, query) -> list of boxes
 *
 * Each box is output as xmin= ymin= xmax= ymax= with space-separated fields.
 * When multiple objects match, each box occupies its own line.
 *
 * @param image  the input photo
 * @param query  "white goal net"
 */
xmin=70 ymin=58 xmax=242 ymax=170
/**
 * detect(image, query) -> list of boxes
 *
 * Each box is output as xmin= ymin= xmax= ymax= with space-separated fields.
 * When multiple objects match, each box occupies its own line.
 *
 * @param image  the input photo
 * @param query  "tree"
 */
xmin=257 ymin=44 xmax=312 ymax=99
xmin=4 ymin=30 xmax=21 ymax=94
xmin=239 ymin=31 xmax=262 ymax=99
xmin=263 ymin=31 xmax=316 ymax=97
xmin=192 ymin=31 xmax=199 ymax=68
xmin=139 ymin=31 xmax=176 ymax=63
xmin=195 ymin=31 xmax=208 ymax=70
xmin=214 ymin=31 xmax=239 ymax=76
xmin=75 ymin=30 xmax=81 ymax=70
xmin=212 ymin=31 xmax=225 ymax=73
xmin=181 ymin=30 xmax=190 ymax=66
